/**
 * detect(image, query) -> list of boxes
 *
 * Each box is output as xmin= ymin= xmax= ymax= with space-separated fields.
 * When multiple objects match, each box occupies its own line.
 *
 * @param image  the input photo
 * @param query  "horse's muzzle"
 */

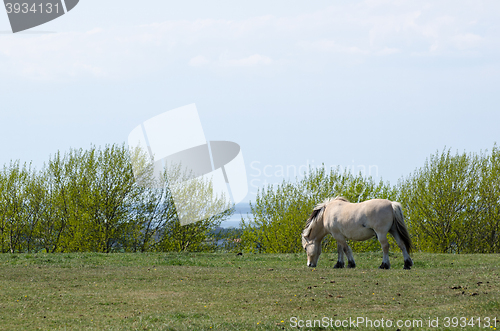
xmin=307 ymin=262 xmax=316 ymax=268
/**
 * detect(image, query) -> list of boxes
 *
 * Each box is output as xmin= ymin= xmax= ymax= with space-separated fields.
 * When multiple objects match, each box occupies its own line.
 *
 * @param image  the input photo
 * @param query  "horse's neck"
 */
xmin=310 ymin=226 xmax=327 ymax=242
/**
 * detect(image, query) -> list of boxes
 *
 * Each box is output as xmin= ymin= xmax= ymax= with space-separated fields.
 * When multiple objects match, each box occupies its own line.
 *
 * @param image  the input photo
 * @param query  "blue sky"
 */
xmin=1 ymin=0 xmax=499 ymax=207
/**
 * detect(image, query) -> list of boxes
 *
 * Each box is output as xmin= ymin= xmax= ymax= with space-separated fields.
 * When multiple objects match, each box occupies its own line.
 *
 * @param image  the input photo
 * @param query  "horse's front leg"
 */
xmin=378 ymin=233 xmax=390 ymax=269
xmin=334 ymin=243 xmax=345 ymax=268
xmin=334 ymin=240 xmax=356 ymax=268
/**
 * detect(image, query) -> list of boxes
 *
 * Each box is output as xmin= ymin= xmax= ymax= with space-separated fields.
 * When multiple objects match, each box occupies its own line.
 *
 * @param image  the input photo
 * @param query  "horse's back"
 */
xmin=359 ymin=199 xmax=394 ymax=217
xmin=325 ymin=198 xmax=395 ymax=240
xmin=337 ymin=198 xmax=393 ymax=219
xmin=356 ymin=199 xmax=394 ymax=226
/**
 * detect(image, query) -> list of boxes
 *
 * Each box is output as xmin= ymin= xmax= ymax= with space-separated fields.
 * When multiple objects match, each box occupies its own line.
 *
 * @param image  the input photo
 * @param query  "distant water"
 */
xmin=220 ymin=202 xmax=252 ymax=228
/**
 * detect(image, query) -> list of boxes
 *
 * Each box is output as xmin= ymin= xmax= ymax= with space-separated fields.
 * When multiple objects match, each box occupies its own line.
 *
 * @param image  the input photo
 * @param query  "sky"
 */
xmin=1 ymin=0 xmax=499 ymax=215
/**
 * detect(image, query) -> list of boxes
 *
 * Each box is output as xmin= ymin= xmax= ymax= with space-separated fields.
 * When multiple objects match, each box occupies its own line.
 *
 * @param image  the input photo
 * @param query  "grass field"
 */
xmin=0 ymin=252 xmax=499 ymax=330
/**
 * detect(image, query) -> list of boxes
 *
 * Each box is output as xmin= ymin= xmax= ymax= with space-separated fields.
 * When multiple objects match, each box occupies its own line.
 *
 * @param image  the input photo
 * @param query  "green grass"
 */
xmin=0 ymin=252 xmax=499 ymax=330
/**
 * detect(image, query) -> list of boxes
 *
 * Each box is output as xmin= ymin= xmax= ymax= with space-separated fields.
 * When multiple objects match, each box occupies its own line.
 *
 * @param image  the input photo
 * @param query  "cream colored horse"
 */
xmin=302 ymin=197 xmax=413 ymax=269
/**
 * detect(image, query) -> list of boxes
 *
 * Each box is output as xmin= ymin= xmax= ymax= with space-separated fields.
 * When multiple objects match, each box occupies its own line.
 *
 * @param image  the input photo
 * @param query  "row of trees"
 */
xmin=2 ymin=143 xmax=499 ymax=254
xmin=241 ymin=144 xmax=500 ymax=254
xmin=0 ymin=144 xmax=232 ymax=253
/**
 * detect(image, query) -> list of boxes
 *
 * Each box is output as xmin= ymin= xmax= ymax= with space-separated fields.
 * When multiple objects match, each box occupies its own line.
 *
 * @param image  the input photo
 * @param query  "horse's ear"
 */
xmin=303 ymin=227 xmax=311 ymax=239
xmin=301 ymin=235 xmax=308 ymax=248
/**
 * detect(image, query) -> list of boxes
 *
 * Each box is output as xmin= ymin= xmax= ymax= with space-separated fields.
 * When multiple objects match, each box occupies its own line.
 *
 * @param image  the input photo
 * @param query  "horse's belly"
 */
xmin=344 ymin=227 xmax=376 ymax=241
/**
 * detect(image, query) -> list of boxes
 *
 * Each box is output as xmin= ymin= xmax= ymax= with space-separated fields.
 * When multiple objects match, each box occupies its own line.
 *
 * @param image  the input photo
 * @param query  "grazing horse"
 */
xmin=302 ymin=197 xmax=413 ymax=270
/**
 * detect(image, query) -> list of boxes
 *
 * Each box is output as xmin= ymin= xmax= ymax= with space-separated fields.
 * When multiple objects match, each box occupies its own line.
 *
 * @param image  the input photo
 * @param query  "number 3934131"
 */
xmin=3 ymin=0 xmax=79 ymax=33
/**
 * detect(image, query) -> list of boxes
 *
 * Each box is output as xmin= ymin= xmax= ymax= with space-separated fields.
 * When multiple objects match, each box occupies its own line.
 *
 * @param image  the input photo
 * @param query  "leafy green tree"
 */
xmin=151 ymin=169 xmax=234 ymax=252
xmin=476 ymin=144 xmax=500 ymax=253
xmin=128 ymin=146 xmax=234 ymax=252
xmin=72 ymin=145 xmax=140 ymax=252
xmin=397 ymin=147 xmax=500 ymax=253
xmin=0 ymin=161 xmax=50 ymax=253
xmin=38 ymin=150 xmax=82 ymax=252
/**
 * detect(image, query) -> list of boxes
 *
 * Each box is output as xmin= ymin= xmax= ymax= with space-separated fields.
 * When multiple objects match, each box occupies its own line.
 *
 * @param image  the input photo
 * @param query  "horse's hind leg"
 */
xmin=390 ymin=228 xmax=413 ymax=270
xmin=377 ymin=233 xmax=390 ymax=269
xmin=344 ymin=243 xmax=356 ymax=268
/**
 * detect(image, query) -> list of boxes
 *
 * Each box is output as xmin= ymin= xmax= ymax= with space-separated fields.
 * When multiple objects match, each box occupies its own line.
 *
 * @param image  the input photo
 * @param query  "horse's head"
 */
xmin=302 ymin=200 xmax=329 ymax=268
xmin=302 ymin=231 xmax=321 ymax=268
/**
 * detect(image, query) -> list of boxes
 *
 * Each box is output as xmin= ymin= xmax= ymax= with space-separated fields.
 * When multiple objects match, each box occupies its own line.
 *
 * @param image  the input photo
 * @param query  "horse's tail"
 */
xmin=391 ymin=201 xmax=413 ymax=254
xmin=303 ymin=199 xmax=329 ymax=239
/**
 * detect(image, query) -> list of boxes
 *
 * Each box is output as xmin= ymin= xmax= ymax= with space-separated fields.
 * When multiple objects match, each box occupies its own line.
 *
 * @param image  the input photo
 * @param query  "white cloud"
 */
xmin=376 ymin=47 xmax=401 ymax=55
xmin=297 ymin=39 xmax=369 ymax=55
xmin=189 ymin=54 xmax=274 ymax=68
xmin=220 ymin=54 xmax=272 ymax=67
xmin=452 ymin=33 xmax=483 ymax=50
xmin=0 ymin=1 xmax=497 ymax=81
xmin=189 ymin=55 xmax=210 ymax=67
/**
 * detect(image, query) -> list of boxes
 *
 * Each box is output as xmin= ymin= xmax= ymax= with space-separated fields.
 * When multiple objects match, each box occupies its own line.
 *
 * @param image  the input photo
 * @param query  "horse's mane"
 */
xmin=303 ymin=196 xmax=350 ymax=234
xmin=333 ymin=196 xmax=349 ymax=203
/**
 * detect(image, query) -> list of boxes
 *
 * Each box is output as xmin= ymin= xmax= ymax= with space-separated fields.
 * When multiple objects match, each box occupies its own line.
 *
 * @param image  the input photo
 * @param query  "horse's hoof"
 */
xmin=379 ymin=263 xmax=390 ymax=269
xmin=403 ymin=265 xmax=411 ymax=270
xmin=404 ymin=259 xmax=413 ymax=269
xmin=347 ymin=261 xmax=356 ymax=269
xmin=334 ymin=262 xmax=345 ymax=269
